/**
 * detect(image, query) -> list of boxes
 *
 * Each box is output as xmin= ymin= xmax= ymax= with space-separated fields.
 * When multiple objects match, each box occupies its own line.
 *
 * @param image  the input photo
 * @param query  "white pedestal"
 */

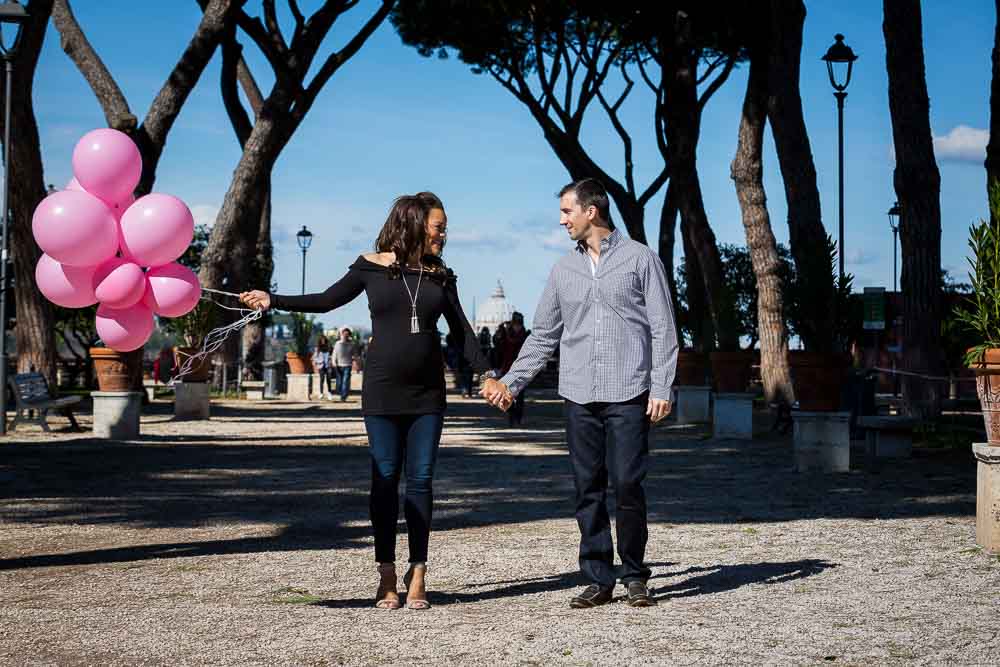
xmin=175 ymin=382 xmax=210 ymax=420
xmin=793 ymin=411 xmax=851 ymax=473
xmin=286 ymin=373 xmax=313 ymax=402
xmin=675 ymin=385 xmax=711 ymax=424
xmin=92 ymin=391 xmax=142 ymax=439
xmin=243 ymin=380 xmax=265 ymax=401
xmin=974 ymin=444 xmax=1000 ymax=554
xmin=713 ymin=392 xmax=754 ymax=439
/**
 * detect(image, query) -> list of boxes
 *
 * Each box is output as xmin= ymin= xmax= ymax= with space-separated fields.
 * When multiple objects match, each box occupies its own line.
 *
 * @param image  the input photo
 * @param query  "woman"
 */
xmin=240 ymin=192 xmax=492 ymax=610
xmin=313 ymin=335 xmax=332 ymax=400
xmin=498 ymin=312 xmax=529 ymax=427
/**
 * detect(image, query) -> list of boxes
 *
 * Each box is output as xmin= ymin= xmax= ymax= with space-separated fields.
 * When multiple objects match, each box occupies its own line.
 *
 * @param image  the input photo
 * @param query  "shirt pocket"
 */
xmin=604 ymin=271 xmax=643 ymax=309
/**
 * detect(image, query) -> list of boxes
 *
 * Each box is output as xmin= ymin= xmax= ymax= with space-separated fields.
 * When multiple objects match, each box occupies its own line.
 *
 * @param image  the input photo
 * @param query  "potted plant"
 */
xmin=787 ymin=236 xmax=854 ymax=411
xmin=286 ymin=312 xmax=314 ymax=374
xmin=954 ymin=193 xmax=1000 ymax=444
xmin=162 ymin=300 xmax=215 ymax=382
xmin=90 ymin=346 xmax=133 ymax=391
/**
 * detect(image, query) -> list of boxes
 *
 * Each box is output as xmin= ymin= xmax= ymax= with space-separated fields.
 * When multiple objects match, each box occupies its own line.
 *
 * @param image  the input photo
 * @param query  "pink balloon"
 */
xmin=93 ymin=257 xmax=145 ymax=309
xmin=31 ymin=190 xmax=119 ymax=267
xmin=144 ymin=262 xmax=201 ymax=317
xmin=119 ymin=194 xmax=194 ymax=267
xmin=66 ymin=177 xmax=132 ymax=219
xmin=34 ymin=253 xmax=98 ymax=308
xmin=71 ymin=129 xmax=141 ymax=204
xmin=96 ymin=302 xmax=154 ymax=352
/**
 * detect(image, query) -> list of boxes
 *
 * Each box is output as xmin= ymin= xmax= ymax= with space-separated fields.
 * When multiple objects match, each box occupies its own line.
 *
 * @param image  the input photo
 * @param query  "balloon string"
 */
xmin=170 ymin=294 xmax=263 ymax=384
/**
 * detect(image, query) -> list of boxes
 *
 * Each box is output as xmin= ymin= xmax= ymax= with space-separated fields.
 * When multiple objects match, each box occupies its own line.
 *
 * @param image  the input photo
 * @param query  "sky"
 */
xmin=28 ymin=1 xmax=995 ymax=332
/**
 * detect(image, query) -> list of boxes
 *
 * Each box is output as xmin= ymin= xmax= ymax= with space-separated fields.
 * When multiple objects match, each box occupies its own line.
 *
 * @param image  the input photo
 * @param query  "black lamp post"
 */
xmin=887 ymin=201 xmax=901 ymax=293
xmin=0 ymin=0 xmax=28 ymax=436
xmin=822 ymin=33 xmax=858 ymax=283
xmin=296 ymin=225 xmax=313 ymax=294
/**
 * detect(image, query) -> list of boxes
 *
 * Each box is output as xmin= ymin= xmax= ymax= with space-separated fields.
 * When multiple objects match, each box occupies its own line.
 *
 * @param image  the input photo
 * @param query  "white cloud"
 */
xmin=845 ymin=248 xmax=878 ymax=266
xmin=190 ymin=204 xmax=219 ymax=228
xmin=933 ymin=125 xmax=988 ymax=163
xmin=445 ymin=230 xmax=517 ymax=250
xmin=541 ymin=228 xmax=573 ymax=252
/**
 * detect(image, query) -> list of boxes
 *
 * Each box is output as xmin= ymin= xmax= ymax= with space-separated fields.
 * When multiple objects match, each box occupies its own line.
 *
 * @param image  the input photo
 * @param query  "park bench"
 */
xmin=7 ymin=372 xmax=81 ymax=432
xmin=857 ymin=415 xmax=917 ymax=459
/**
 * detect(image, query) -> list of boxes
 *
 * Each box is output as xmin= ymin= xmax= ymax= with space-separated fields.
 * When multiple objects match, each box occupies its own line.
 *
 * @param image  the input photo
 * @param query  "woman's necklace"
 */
xmin=401 ymin=263 xmax=425 ymax=334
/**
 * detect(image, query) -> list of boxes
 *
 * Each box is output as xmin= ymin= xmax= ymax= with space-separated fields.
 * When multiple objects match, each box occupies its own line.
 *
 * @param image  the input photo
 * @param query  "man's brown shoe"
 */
xmin=625 ymin=581 xmax=657 ymax=607
xmin=569 ymin=584 xmax=614 ymax=609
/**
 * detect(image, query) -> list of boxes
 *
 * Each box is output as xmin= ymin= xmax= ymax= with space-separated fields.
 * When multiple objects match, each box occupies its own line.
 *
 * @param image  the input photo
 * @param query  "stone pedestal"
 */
xmin=675 ymin=386 xmax=711 ymax=424
xmin=713 ymin=392 xmax=754 ymax=439
xmin=243 ymin=380 xmax=266 ymax=401
xmin=92 ymin=391 xmax=142 ymax=439
xmin=858 ymin=416 xmax=916 ymax=459
xmin=142 ymin=380 xmax=157 ymax=402
xmin=175 ymin=382 xmax=210 ymax=420
xmin=974 ymin=444 xmax=1000 ymax=554
xmin=286 ymin=373 xmax=313 ymax=402
xmin=792 ymin=411 xmax=851 ymax=473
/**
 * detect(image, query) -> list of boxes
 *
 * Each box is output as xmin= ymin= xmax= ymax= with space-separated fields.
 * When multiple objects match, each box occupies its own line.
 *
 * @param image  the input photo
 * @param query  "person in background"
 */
xmin=498 ymin=312 xmax=530 ymax=427
xmin=313 ymin=335 xmax=333 ymax=400
xmin=333 ymin=327 xmax=355 ymax=402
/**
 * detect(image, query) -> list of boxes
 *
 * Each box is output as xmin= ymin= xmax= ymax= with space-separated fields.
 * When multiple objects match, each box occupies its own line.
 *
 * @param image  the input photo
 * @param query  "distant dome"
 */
xmin=474 ymin=280 xmax=516 ymax=335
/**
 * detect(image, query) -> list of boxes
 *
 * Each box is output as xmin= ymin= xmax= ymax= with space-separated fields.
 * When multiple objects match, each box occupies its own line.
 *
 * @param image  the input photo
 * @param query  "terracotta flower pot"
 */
xmin=90 ymin=347 xmax=132 ymax=392
xmin=970 ymin=347 xmax=1000 ymax=446
xmin=174 ymin=346 xmax=211 ymax=383
xmin=788 ymin=351 xmax=849 ymax=411
xmin=675 ymin=349 xmax=708 ymax=386
xmin=286 ymin=352 xmax=312 ymax=375
xmin=710 ymin=350 xmax=756 ymax=393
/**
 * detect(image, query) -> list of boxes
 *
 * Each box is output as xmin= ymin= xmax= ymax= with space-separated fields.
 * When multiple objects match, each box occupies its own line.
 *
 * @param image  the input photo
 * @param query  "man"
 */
xmin=482 ymin=178 xmax=678 ymax=609
xmin=497 ymin=312 xmax=530 ymax=427
xmin=332 ymin=327 xmax=355 ymax=402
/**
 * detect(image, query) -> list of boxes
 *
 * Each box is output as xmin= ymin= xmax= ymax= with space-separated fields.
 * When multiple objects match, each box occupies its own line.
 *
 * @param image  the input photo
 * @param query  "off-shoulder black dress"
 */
xmin=270 ymin=256 xmax=492 ymax=415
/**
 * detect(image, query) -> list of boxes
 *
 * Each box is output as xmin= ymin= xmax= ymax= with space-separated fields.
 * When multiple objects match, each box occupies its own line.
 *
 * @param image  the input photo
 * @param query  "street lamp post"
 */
xmin=296 ymin=225 xmax=313 ymax=295
xmin=822 ymin=33 xmax=858 ymax=283
xmin=0 ymin=1 xmax=28 ymax=436
xmin=887 ymin=201 xmax=901 ymax=293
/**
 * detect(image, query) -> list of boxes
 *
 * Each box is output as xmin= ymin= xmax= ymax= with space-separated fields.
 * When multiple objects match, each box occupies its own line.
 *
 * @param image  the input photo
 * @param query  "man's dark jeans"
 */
xmin=334 ymin=365 xmax=351 ymax=400
xmin=565 ymin=392 xmax=651 ymax=587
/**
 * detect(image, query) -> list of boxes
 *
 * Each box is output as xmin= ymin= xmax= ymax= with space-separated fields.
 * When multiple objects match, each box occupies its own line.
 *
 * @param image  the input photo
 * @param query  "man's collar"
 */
xmin=575 ymin=227 xmax=621 ymax=253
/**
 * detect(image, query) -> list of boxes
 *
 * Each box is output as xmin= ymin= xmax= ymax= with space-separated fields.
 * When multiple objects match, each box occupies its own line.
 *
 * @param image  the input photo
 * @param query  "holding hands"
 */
xmin=240 ymin=290 xmax=271 ymax=311
xmin=480 ymin=378 xmax=513 ymax=412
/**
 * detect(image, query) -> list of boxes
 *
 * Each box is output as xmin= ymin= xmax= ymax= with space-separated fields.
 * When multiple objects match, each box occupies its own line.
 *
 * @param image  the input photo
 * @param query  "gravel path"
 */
xmin=0 ymin=394 xmax=997 ymax=666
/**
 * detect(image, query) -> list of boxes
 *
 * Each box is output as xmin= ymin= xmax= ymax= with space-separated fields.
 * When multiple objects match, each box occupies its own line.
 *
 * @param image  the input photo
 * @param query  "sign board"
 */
xmin=863 ymin=287 xmax=886 ymax=330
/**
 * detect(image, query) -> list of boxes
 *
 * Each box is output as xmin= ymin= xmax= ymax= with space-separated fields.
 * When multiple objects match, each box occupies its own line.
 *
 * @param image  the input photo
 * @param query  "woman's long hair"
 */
xmin=375 ymin=192 xmax=444 ymax=276
xmin=316 ymin=335 xmax=330 ymax=352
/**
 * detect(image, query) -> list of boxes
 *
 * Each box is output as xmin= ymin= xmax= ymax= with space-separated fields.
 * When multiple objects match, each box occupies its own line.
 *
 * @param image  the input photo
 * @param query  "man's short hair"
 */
xmin=341 ymin=327 xmax=352 ymax=334
xmin=559 ymin=178 xmax=614 ymax=229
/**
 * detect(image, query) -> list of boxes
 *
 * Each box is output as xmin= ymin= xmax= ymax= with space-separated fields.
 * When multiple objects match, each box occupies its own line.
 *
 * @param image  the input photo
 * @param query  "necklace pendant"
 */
xmin=410 ymin=313 xmax=420 ymax=334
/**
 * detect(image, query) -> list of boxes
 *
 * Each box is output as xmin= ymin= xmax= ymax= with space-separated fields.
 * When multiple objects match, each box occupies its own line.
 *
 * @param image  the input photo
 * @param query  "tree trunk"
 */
xmin=731 ymin=43 xmax=794 ymax=406
xmin=664 ymin=49 xmax=738 ymax=350
xmin=199 ymin=100 xmax=285 ymax=295
xmin=883 ymin=0 xmax=944 ymax=420
xmin=2 ymin=0 xmax=58 ymax=385
xmin=987 ymin=0 xmax=1000 ymax=200
xmin=765 ymin=0 xmax=836 ymax=350
xmin=657 ymin=179 xmax=681 ymax=341
xmin=681 ymin=221 xmax=715 ymax=352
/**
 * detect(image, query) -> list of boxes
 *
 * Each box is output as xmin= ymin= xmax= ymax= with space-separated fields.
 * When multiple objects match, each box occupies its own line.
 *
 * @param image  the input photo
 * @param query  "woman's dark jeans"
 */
xmin=364 ymin=413 xmax=444 ymax=564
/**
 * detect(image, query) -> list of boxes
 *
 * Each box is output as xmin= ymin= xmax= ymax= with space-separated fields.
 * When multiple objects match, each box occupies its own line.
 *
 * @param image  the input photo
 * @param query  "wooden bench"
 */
xmin=8 ymin=372 xmax=82 ymax=432
xmin=857 ymin=415 xmax=917 ymax=459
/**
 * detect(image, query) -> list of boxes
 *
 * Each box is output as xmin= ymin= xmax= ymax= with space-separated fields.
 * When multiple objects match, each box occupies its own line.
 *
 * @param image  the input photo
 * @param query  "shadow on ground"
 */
xmin=0 ymin=396 xmax=975 ymax=571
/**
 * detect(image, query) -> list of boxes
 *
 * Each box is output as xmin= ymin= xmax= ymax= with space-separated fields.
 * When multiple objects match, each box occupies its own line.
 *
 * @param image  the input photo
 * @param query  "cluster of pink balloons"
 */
xmin=32 ymin=129 xmax=201 ymax=352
